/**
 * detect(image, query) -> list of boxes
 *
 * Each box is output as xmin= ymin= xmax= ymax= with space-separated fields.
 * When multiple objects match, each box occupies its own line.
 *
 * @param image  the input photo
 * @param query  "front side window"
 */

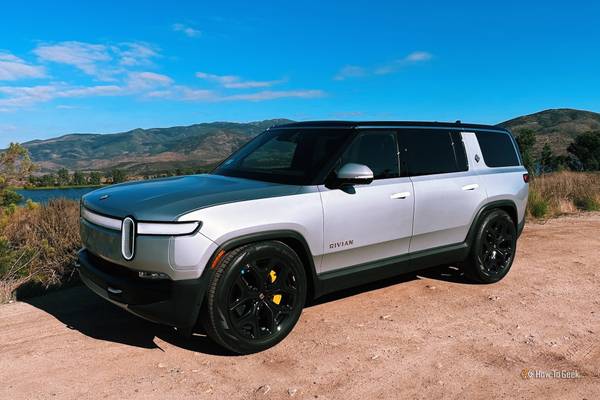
xmin=336 ymin=130 xmax=400 ymax=179
xmin=213 ymin=128 xmax=351 ymax=185
xmin=401 ymin=129 xmax=467 ymax=176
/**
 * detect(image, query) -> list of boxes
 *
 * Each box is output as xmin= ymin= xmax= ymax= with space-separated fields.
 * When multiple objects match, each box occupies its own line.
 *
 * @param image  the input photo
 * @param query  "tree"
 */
xmin=72 ymin=171 xmax=86 ymax=186
xmin=40 ymin=174 xmax=56 ymax=187
xmin=57 ymin=168 xmax=70 ymax=186
xmin=0 ymin=143 xmax=35 ymax=206
xmin=539 ymin=143 xmax=555 ymax=173
xmin=89 ymin=171 xmax=102 ymax=185
xmin=107 ymin=169 xmax=127 ymax=184
xmin=515 ymin=129 xmax=536 ymax=174
xmin=568 ymin=131 xmax=600 ymax=171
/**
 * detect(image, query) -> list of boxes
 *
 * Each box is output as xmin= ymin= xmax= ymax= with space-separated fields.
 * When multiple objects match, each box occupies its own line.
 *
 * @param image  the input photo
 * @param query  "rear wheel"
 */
xmin=203 ymin=241 xmax=306 ymax=354
xmin=465 ymin=209 xmax=517 ymax=283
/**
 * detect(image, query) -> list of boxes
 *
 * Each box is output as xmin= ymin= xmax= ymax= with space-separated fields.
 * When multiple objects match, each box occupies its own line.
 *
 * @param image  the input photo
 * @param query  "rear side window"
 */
xmin=401 ymin=129 xmax=468 ymax=176
xmin=338 ymin=130 xmax=400 ymax=179
xmin=475 ymin=131 xmax=520 ymax=167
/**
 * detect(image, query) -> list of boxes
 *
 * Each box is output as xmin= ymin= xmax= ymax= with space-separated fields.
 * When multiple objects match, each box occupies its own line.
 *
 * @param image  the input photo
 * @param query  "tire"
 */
xmin=202 ymin=241 xmax=307 ymax=354
xmin=464 ymin=209 xmax=517 ymax=284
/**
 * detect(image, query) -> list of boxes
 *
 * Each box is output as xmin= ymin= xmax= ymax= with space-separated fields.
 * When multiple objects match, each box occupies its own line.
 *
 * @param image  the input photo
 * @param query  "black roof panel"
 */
xmin=273 ymin=120 xmax=508 ymax=132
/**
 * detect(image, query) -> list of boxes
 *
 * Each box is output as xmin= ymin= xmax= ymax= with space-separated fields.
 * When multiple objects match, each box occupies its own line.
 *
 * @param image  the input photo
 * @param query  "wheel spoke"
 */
xmin=261 ymin=301 xmax=278 ymax=333
xmin=232 ymin=301 xmax=260 ymax=337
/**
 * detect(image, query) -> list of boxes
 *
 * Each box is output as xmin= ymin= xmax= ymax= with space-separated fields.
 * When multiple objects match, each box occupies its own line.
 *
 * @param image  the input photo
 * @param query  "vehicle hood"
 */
xmin=81 ymin=174 xmax=302 ymax=221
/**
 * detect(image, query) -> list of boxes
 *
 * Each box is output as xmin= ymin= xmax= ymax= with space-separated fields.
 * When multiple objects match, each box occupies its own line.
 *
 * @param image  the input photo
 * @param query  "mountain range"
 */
xmin=20 ymin=109 xmax=599 ymax=174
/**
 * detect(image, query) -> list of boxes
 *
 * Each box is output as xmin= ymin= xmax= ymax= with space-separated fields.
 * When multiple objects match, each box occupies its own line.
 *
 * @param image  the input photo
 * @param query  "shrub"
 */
xmin=527 ymin=171 xmax=600 ymax=218
xmin=0 ymin=199 xmax=80 ymax=302
xmin=528 ymin=191 xmax=549 ymax=218
xmin=574 ymin=196 xmax=600 ymax=211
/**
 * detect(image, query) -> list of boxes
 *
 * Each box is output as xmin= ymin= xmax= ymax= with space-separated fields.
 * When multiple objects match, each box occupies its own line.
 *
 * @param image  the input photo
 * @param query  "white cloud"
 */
xmin=126 ymin=71 xmax=173 ymax=90
xmin=144 ymin=86 xmax=324 ymax=102
xmin=222 ymin=90 xmax=324 ymax=101
xmin=374 ymin=51 xmax=433 ymax=75
xmin=0 ymin=53 xmax=46 ymax=81
xmin=1 ymin=41 xmax=323 ymax=110
xmin=334 ymin=65 xmax=367 ymax=81
xmin=196 ymin=71 xmax=284 ymax=89
xmin=173 ymin=23 xmax=201 ymax=38
xmin=34 ymin=41 xmax=112 ymax=79
xmin=117 ymin=42 xmax=159 ymax=66
xmin=0 ymin=84 xmax=125 ymax=108
xmin=335 ymin=51 xmax=433 ymax=80
xmin=33 ymin=41 xmax=160 ymax=80
xmin=405 ymin=51 xmax=432 ymax=62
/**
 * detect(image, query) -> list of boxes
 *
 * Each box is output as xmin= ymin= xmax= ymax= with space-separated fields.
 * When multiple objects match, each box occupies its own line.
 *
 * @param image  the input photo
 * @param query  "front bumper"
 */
xmin=77 ymin=249 xmax=210 ymax=330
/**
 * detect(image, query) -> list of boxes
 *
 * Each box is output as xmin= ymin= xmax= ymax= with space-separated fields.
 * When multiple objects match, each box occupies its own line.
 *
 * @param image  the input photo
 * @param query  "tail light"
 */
xmin=523 ymin=173 xmax=529 ymax=183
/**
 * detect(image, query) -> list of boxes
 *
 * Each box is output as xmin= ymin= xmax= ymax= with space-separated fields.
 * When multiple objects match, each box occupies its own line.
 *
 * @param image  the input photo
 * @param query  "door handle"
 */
xmin=390 ymin=192 xmax=411 ymax=199
xmin=462 ymin=184 xmax=479 ymax=191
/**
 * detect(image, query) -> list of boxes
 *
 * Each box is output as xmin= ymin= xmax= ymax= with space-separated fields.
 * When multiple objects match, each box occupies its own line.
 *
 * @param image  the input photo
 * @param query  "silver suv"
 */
xmin=78 ymin=121 xmax=528 ymax=353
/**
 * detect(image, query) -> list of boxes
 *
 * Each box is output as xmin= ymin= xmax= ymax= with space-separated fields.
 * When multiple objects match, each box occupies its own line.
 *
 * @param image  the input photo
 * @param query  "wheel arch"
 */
xmin=466 ymin=200 xmax=519 ymax=246
xmin=208 ymin=230 xmax=319 ymax=302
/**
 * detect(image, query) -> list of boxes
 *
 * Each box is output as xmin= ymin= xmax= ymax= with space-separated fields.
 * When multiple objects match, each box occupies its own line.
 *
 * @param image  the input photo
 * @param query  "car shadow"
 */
xmin=22 ymin=264 xmax=475 ymax=356
xmin=23 ymin=285 xmax=235 ymax=356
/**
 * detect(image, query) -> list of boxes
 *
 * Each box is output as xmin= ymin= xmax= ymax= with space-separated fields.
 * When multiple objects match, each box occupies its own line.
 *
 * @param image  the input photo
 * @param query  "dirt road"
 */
xmin=1 ymin=214 xmax=599 ymax=400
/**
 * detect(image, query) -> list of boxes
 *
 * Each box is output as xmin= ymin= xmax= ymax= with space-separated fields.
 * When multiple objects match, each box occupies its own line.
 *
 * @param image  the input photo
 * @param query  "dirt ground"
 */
xmin=1 ymin=214 xmax=599 ymax=400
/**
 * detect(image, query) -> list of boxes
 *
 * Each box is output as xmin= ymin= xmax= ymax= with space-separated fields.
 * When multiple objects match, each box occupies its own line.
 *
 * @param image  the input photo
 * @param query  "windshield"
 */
xmin=212 ymin=128 xmax=352 ymax=185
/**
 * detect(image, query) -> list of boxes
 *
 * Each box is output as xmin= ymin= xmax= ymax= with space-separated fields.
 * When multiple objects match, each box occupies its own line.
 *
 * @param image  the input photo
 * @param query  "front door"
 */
xmin=318 ymin=130 xmax=414 ymax=273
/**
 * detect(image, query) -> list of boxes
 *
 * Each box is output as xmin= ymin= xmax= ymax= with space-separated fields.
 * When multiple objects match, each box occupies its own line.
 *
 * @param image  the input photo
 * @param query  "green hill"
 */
xmin=499 ymin=108 xmax=600 ymax=155
xmin=23 ymin=119 xmax=291 ymax=174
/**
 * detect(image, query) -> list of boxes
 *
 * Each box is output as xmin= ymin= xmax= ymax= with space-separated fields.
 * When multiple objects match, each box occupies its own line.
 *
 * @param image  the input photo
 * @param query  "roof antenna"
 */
xmin=455 ymin=120 xmax=462 ymax=124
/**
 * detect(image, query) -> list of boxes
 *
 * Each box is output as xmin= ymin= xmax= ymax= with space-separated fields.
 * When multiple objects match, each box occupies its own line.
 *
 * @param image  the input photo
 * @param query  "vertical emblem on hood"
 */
xmin=121 ymin=217 xmax=136 ymax=260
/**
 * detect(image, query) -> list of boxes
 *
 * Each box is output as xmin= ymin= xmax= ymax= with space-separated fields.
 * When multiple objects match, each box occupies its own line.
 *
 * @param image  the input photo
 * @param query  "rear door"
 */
xmin=400 ymin=129 xmax=487 ymax=252
xmin=318 ymin=130 xmax=414 ymax=273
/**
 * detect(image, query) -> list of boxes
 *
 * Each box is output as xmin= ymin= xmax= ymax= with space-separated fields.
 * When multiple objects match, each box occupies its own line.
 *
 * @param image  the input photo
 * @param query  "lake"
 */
xmin=16 ymin=187 xmax=100 ymax=203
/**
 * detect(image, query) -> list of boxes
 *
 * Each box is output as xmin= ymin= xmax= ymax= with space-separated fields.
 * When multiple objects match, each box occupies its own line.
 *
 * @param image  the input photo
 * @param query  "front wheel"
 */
xmin=464 ymin=209 xmax=517 ymax=283
xmin=203 ymin=241 xmax=307 ymax=354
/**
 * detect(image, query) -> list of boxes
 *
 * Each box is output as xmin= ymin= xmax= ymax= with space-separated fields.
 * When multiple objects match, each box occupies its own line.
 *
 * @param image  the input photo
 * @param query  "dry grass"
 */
xmin=0 ymin=199 xmax=80 ymax=302
xmin=528 ymin=171 xmax=600 ymax=218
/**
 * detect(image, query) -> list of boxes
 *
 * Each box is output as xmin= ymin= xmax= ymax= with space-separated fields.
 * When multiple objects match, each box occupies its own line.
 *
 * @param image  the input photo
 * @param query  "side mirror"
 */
xmin=335 ymin=163 xmax=374 ymax=186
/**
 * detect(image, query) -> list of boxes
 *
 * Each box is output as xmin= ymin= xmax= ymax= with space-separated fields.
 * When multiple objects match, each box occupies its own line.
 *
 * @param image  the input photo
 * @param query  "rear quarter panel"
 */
xmin=462 ymin=131 xmax=528 ymax=223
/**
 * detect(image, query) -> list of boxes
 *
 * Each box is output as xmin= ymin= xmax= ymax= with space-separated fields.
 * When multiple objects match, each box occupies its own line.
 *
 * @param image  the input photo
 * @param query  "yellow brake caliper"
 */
xmin=269 ymin=270 xmax=282 ymax=305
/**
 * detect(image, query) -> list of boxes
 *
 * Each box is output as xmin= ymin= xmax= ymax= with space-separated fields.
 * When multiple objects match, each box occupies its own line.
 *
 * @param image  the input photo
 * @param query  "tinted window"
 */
xmin=451 ymin=131 xmax=469 ymax=171
xmin=475 ymin=131 xmax=520 ymax=167
xmin=213 ymin=129 xmax=351 ymax=185
xmin=337 ymin=131 xmax=399 ymax=179
xmin=401 ymin=130 xmax=466 ymax=176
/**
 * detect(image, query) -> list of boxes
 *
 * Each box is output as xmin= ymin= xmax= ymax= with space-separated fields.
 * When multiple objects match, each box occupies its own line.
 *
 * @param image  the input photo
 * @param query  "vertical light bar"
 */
xmin=121 ymin=217 xmax=136 ymax=260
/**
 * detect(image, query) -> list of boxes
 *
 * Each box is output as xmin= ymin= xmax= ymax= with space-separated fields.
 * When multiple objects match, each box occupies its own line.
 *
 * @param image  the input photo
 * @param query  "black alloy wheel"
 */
xmin=465 ymin=209 xmax=517 ymax=283
xmin=203 ymin=241 xmax=307 ymax=354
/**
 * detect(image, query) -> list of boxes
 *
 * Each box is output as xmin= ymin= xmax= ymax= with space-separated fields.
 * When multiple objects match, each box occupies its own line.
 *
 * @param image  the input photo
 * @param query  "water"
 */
xmin=16 ymin=187 xmax=100 ymax=204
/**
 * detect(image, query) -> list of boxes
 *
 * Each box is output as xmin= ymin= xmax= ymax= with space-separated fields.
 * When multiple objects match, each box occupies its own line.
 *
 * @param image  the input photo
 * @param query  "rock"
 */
xmin=380 ymin=314 xmax=391 ymax=320
xmin=426 ymin=285 xmax=436 ymax=290
xmin=157 ymin=363 xmax=166 ymax=369
xmin=371 ymin=354 xmax=380 ymax=360
xmin=288 ymin=388 xmax=298 ymax=396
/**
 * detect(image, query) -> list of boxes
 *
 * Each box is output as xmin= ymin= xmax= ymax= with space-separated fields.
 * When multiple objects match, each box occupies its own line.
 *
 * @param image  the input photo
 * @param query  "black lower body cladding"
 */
xmin=77 ymin=249 xmax=209 ymax=332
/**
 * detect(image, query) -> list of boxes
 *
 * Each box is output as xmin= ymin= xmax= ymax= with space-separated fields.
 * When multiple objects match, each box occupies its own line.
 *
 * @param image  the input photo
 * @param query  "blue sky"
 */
xmin=1 ymin=1 xmax=599 ymax=146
